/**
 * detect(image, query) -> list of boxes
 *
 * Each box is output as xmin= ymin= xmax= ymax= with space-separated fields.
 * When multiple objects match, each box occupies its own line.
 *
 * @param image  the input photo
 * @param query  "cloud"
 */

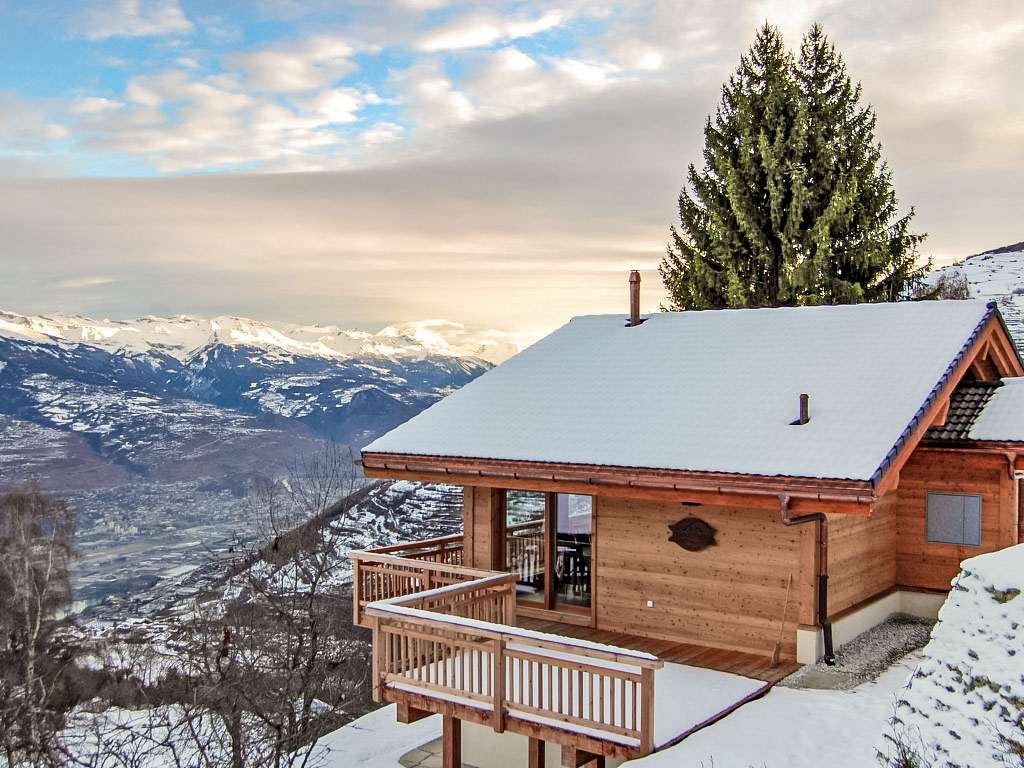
xmin=74 ymin=68 xmax=382 ymax=172
xmin=416 ymin=8 xmax=567 ymax=52
xmin=70 ymin=97 xmax=125 ymax=115
xmin=226 ymin=36 xmax=359 ymax=93
xmin=80 ymin=0 xmax=194 ymax=40
xmin=0 ymin=92 xmax=69 ymax=147
xmin=357 ymin=122 xmax=405 ymax=146
xmin=2 ymin=0 xmax=1023 ymax=286
xmin=56 ymin=277 xmax=118 ymax=289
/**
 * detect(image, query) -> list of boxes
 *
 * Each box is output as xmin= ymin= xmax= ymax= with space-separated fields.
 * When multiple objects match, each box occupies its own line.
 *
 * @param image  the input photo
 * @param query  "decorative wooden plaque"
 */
xmin=668 ymin=517 xmax=717 ymax=552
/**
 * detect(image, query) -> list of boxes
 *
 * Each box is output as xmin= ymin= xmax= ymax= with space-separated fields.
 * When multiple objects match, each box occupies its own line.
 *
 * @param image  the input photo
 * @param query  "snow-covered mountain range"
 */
xmin=0 ymin=310 xmax=504 ymax=615
xmin=0 ymin=311 xmax=500 ymax=454
xmin=0 ymin=312 xmax=529 ymax=366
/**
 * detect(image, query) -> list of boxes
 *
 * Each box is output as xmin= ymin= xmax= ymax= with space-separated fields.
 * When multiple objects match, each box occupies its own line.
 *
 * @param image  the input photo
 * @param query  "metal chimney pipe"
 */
xmin=798 ymin=394 xmax=809 ymax=425
xmin=628 ymin=270 xmax=641 ymax=327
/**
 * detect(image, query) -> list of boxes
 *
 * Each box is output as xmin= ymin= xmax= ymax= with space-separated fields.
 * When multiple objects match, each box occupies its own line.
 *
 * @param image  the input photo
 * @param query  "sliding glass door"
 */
xmin=504 ymin=491 xmax=593 ymax=613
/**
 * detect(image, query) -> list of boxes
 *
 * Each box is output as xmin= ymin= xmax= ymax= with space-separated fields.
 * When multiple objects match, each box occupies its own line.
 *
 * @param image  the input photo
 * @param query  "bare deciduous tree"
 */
xmin=0 ymin=484 xmax=76 ymax=768
xmin=74 ymin=444 xmax=372 ymax=768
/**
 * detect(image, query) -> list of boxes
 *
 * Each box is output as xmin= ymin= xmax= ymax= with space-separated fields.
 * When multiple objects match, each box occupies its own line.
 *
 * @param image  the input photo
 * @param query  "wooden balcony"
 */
xmin=350 ymin=537 xmax=663 ymax=763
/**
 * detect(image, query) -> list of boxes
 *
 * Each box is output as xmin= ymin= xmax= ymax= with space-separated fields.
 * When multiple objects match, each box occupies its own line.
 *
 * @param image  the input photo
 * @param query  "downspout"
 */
xmin=780 ymin=494 xmax=836 ymax=666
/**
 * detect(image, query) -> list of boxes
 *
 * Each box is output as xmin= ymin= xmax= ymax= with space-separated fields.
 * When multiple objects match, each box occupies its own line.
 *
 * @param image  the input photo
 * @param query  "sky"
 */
xmin=0 ymin=0 xmax=1021 ymax=337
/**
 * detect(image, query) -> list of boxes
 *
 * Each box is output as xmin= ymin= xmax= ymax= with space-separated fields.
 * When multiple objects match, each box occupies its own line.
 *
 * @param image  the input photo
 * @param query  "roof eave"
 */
xmin=361 ymin=451 xmax=879 ymax=510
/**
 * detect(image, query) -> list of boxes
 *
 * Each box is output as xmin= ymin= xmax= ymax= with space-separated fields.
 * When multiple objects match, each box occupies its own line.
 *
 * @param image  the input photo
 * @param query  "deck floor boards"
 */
xmin=516 ymin=617 xmax=800 ymax=685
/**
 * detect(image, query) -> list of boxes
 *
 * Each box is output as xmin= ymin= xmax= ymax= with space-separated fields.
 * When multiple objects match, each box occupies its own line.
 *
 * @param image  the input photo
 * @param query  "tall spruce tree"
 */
xmin=661 ymin=23 xmax=926 ymax=310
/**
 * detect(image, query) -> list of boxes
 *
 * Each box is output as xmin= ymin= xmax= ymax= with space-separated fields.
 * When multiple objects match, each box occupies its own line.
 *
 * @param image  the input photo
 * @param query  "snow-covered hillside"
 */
xmin=0 ymin=311 xmax=530 ymax=365
xmin=925 ymin=242 xmax=1024 ymax=349
xmin=878 ymin=544 xmax=1024 ymax=767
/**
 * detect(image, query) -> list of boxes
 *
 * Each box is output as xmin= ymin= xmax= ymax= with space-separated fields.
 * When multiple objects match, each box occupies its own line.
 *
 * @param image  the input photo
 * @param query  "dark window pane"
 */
xmin=554 ymin=494 xmax=592 ymax=609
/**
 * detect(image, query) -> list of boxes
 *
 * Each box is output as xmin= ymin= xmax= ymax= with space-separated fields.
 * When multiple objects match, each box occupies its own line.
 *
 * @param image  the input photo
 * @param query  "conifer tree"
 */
xmin=661 ymin=23 xmax=926 ymax=310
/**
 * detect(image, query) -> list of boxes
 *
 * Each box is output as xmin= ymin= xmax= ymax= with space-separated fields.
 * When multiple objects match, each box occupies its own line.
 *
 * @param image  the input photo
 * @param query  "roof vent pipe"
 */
xmin=628 ymin=270 xmax=642 ymax=327
xmin=790 ymin=394 xmax=810 ymax=426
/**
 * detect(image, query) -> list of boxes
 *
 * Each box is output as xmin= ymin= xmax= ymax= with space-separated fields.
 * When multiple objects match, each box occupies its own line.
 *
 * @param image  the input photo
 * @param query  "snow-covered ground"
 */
xmin=632 ymin=654 xmax=920 ymax=768
xmin=878 ymin=542 xmax=1024 ymax=767
xmin=318 ymin=704 xmax=444 ymax=766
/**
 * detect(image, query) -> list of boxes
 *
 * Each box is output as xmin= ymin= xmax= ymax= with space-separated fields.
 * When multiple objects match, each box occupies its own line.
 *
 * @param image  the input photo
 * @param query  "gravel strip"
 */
xmin=779 ymin=613 xmax=935 ymax=690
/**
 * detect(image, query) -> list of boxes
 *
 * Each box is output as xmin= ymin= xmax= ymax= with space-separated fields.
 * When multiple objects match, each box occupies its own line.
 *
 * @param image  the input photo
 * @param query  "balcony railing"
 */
xmin=350 ymin=537 xmax=663 ymax=759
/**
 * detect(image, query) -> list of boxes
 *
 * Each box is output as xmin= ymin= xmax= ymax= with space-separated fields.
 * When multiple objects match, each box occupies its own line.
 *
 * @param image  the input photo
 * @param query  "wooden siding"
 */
xmin=593 ymin=498 xmax=814 ymax=661
xmin=893 ymin=447 xmax=1017 ymax=590
xmin=827 ymin=498 xmax=897 ymax=615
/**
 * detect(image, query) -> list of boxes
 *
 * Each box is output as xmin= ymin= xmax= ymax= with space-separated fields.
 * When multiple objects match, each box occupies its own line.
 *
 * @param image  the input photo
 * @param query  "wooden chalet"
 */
xmin=350 ymin=281 xmax=1024 ymax=768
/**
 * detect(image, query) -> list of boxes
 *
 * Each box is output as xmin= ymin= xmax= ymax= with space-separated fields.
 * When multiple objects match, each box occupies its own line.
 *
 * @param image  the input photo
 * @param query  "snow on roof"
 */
xmin=365 ymin=300 xmax=995 ymax=482
xmin=969 ymin=377 xmax=1024 ymax=441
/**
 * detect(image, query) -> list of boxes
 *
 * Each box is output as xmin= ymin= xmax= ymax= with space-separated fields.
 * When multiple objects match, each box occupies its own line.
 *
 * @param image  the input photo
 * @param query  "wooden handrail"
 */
xmin=350 ymin=550 xmax=498 ymax=627
xmin=350 ymin=539 xmax=662 ymax=756
xmin=364 ymin=533 xmax=464 ymax=555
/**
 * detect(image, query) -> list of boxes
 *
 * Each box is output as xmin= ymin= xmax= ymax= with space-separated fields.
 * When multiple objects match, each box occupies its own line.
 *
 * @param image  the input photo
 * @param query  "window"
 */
xmin=926 ymin=493 xmax=981 ymax=546
xmin=504 ymin=491 xmax=593 ymax=612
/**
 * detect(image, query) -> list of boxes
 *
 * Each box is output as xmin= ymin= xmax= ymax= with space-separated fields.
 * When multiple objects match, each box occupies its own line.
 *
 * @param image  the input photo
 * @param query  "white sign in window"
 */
xmin=926 ymin=493 xmax=982 ymax=546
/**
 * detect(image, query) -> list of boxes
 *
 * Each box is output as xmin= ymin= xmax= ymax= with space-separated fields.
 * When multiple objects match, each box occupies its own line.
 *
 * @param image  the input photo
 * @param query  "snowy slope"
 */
xmin=877 ymin=544 xmax=1024 ymax=767
xmin=925 ymin=243 xmax=1024 ymax=350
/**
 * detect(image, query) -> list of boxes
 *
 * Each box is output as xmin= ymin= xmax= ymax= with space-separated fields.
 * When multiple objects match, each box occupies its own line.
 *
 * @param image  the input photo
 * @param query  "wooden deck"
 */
xmin=517 ymin=616 xmax=801 ymax=685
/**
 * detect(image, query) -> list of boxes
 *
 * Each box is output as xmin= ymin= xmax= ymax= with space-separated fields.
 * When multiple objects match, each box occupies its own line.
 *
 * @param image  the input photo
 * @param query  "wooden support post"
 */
xmin=370 ymin=617 xmax=383 ymax=702
xmin=351 ymin=556 xmax=362 ymax=626
xmin=560 ymin=745 xmax=605 ymax=768
xmin=442 ymin=715 xmax=461 ymax=768
xmin=528 ymin=737 xmax=545 ymax=768
xmin=492 ymin=637 xmax=506 ymax=733
xmin=639 ymin=666 xmax=655 ymax=755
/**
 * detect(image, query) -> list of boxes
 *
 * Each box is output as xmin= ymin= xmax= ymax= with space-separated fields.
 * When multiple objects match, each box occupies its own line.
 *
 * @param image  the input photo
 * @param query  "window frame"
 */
xmin=502 ymin=490 xmax=594 ymax=615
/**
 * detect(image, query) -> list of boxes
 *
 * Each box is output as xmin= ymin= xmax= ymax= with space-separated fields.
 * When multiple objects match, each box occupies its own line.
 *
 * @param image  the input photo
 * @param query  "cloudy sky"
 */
xmin=0 ymin=0 xmax=1021 ymax=337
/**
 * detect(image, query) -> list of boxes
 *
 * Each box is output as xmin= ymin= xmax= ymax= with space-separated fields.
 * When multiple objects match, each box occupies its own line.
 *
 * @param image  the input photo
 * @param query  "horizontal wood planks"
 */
xmin=893 ymin=448 xmax=1017 ymax=590
xmin=827 ymin=500 xmax=897 ymax=614
xmin=593 ymin=498 xmax=811 ymax=661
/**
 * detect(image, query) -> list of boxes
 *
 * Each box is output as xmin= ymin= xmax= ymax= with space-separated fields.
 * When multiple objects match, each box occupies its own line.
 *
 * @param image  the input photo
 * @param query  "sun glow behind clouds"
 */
xmin=0 ymin=0 xmax=1021 ymax=331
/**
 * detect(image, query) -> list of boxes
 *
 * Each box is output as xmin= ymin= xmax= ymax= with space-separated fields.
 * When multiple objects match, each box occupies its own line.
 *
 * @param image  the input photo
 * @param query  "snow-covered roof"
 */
xmin=364 ymin=300 xmax=997 ymax=482
xmin=969 ymin=377 xmax=1024 ymax=441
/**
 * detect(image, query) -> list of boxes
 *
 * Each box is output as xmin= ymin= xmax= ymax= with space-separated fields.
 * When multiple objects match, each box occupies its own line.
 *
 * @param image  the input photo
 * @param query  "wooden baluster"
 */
xmin=553 ymin=664 xmax=560 ymax=715
xmin=588 ymin=671 xmax=594 ymax=723
xmin=528 ymin=659 xmax=536 ymax=708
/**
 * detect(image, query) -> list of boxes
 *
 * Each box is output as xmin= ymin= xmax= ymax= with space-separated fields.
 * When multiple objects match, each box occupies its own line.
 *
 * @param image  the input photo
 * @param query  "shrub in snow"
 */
xmin=878 ymin=544 xmax=1024 ymax=767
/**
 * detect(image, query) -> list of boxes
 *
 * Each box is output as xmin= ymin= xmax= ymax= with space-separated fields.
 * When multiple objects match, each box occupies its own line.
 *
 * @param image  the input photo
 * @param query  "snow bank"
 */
xmin=877 ymin=543 xmax=1024 ymax=767
xmin=630 ymin=654 xmax=920 ymax=768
